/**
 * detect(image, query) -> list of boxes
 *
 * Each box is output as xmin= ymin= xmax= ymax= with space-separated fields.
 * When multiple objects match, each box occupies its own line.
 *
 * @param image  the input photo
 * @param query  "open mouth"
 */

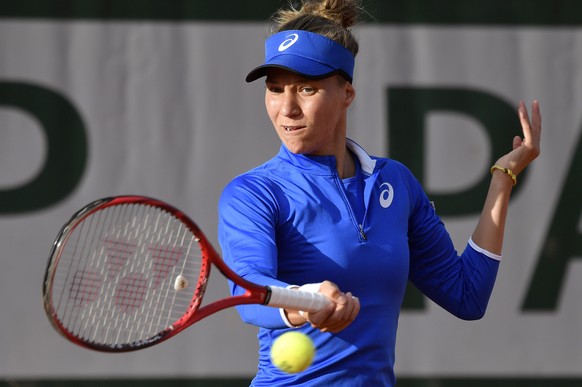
xmin=283 ymin=126 xmax=304 ymax=132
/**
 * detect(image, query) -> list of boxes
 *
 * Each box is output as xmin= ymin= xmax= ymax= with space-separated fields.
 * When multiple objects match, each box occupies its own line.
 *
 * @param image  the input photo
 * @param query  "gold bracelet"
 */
xmin=490 ymin=165 xmax=517 ymax=186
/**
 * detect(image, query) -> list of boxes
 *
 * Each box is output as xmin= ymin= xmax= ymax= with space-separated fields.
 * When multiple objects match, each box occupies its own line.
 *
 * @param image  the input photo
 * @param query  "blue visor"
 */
xmin=246 ymin=30 xmax=355 ymax=83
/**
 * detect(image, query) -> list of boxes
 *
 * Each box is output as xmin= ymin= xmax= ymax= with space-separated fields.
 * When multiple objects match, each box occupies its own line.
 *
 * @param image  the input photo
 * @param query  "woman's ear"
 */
xmin=344 ymin=82 xmax=356 ymax=107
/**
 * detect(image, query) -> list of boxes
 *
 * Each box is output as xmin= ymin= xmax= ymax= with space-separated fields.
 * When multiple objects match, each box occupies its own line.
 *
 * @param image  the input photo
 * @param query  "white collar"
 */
xmin=346 ymin=138 xmax=376 ymax=175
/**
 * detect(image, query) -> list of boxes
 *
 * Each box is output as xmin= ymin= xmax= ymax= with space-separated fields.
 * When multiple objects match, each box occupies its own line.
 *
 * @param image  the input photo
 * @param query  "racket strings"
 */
xmin=62 ymin=207 xmax=110 ymax=335
xmin=49 ymin=202 xmax=203 ymax=348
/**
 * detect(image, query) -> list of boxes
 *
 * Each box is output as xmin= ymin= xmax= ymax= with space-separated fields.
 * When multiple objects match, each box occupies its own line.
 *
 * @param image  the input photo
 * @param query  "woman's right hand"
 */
xmin=288 ymin=280 xmax=360 ymax=333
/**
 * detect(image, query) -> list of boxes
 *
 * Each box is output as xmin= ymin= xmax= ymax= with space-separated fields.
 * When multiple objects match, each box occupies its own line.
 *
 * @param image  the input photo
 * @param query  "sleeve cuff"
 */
xmin=469 ymin=237 xmax=502 ymax=261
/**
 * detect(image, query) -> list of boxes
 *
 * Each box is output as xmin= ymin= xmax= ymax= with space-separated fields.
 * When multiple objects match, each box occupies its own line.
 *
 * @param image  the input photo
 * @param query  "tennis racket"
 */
xmin=43 ymin=195 xmax=329 ymax=352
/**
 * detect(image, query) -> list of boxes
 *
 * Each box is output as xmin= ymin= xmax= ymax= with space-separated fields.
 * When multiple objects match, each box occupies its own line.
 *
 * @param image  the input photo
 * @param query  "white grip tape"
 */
xmin=267 ymin=285 xmax=330 ymax=312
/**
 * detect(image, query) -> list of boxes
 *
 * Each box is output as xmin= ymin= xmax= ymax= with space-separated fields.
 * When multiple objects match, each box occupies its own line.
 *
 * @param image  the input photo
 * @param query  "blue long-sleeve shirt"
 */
xmin=218 ymin=139 xmax=500 ymax=386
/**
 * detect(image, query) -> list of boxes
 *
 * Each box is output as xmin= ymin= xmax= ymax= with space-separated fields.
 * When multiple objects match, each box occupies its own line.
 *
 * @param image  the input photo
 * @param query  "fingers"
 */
xmin=518 ymin=100 xmax=542 ymax=148
xmin=326 ymin=291 xmax=359 ymax=332
xmin=512 ymin=135 xmax=522 ymax=150
xmin=530 ymin=100 xmax=542 ymax=150
xmin=518 ymin=100 xmax=531 ymax=135
xmin=315 ymin=292 xmax=360 ymax=333
xmin=304 ymin=281 xmax=360 ymax=333
xmin=497 ymin=100 xmax=541 ymax=176
xmin=531 ymin=100 xmax=542 ymax=132
xmin=523 ymin=100 xmax=542 ymax=157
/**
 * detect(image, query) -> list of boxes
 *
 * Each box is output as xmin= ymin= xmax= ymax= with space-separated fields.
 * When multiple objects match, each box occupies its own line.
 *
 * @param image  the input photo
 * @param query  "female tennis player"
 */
xmin=217 ymin=0 xmax=541 ymax=385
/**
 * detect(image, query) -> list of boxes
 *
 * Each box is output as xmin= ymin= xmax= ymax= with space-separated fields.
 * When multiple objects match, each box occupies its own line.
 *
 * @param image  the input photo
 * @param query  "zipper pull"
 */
xmin=359 ymin=224 xmax=367 ymax=240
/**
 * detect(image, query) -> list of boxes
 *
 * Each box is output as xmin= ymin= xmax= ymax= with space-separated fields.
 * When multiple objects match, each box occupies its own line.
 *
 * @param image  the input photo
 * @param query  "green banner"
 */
xmin=0 ymin=0 xmax=581 ymax=24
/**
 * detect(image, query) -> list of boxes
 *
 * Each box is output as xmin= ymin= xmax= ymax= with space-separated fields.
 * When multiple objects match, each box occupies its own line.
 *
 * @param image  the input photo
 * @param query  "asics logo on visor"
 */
xmin=278 ymin=34 xmax=299 ymax=51
xmin=379 ymin=182 xmax=394 ymax=208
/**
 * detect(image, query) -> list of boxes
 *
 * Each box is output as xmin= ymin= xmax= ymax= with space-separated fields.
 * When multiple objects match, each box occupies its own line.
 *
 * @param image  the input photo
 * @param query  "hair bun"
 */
xmin=270 ymin=0 xmax=362 ymax=57
xmin=301 ymin=0 xmax=361 ymax=29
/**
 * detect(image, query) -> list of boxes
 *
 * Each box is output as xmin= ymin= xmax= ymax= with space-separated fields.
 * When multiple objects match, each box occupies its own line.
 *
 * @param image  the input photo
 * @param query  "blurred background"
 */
xmin=1 ymin=1 xmax=581 ymax=386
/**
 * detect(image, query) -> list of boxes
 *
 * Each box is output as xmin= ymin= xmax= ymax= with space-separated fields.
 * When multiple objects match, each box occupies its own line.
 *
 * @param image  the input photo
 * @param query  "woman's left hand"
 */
xmin=495 ymin=100 xmax=542 ymax=177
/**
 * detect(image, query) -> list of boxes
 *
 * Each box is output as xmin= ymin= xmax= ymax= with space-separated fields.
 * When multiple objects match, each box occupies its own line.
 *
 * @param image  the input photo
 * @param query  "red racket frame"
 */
xmin=43 ymin=196 xmax=274 ymax=352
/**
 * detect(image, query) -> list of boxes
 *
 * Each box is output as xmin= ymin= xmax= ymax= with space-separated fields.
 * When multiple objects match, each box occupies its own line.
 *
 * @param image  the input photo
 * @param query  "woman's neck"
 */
xmin=337 ymin=147 xmax=355 ymax=179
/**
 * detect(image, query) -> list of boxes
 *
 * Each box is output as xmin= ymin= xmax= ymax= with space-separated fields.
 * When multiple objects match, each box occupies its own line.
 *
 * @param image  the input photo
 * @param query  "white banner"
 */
xmin=0 ymin=21 xmax=580 ymax=378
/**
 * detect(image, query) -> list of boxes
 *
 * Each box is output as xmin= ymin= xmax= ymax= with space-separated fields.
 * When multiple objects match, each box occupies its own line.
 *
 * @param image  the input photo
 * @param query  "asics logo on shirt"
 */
xmin=279 ymin=34 xmax=299 ymax=51
xmin=379 ymin=182 xmax=394 ymax=208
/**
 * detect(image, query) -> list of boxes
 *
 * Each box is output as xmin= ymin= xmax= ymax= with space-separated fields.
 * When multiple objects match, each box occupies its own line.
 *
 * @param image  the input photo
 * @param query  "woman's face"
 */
xmin=264 ymin=68 xmax=355 ymax=156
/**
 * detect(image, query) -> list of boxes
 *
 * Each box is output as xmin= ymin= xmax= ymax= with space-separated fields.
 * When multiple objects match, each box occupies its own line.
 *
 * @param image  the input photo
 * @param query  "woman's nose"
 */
xmin=280 ymin=92 xmax=300 ymax=117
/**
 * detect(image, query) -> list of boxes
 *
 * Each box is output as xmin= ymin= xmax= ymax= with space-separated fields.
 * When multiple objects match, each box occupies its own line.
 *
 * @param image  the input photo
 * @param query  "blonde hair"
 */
xmin=270 ymin=0 xmax=362 ymax=57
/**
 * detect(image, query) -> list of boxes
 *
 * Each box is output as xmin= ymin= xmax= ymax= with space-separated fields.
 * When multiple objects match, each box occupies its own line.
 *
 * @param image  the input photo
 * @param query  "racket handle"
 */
xmin=267 ymin=285 xmax=330 ymax=312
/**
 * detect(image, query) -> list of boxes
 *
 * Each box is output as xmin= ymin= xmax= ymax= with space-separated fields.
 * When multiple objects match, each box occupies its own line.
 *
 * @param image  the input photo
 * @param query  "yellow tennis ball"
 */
xmin=270 ymin=331 xmax=315 ymax=374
